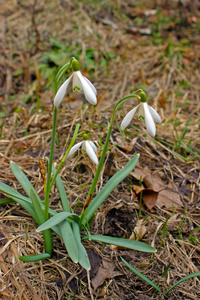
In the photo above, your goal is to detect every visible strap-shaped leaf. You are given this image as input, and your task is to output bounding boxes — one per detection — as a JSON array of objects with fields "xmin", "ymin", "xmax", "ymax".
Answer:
[
  {"xmin": 0, "ymin": 181, "xmax": 61, "ymax": 236},
  {"xmin": 72, "ymin": 222, "xmax": 91, "ymax": 270},
  {"xmin": 0, "ymin": 181, "xmax": 39, "ymax": 222},
  {"xmin": 30, "ymin": 188, "xmax": 46, "ymax": 225},
  {"xmin": 30, "ymin": 188, "xmax": 53, "ymax": 256},
  {"xmin": 121, "ymin": 257, "xmax": 162, "ymax": 293},
  {"xmin": 58, "ymin": 220, "xmax": 79, "ymax": 263},
  {"xmin": 0, "ymin": 180, "xmax": 32, "ymax": 203},
  {"xmin": 10, "ymin": 161, "xmax": 38, "ymax": 199},
  {"xmin": 83, "ymin": 235, "xmax": 156, "ymax": 253},
  {"xmin": 52, "ymin": 165, "xmax": 70, "ymax": 212},
  {"xmin": 19, "ymin": 253, "xmax": 51, "ymax": 262},
  {"xmin": 37, "ymin": 211, "xmax": 79, "ymax": 232},
  {"xmin": 0, "ymin": 198, "xmax": 15, "ymax": 205},
  {"xmin": 83, "ymin": 154, "xmax": 140, "ymax": 225}
]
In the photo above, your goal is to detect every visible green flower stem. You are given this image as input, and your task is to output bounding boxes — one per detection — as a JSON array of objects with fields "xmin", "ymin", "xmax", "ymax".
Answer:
[
  {"xmin": 44, "ymin": 106, "xmax": 58, "ymax": 220},
  {"xmin": 88, "ymin": 92, "xmax": 141, "ymax": 197},
  {"xmin": 79, "ymin": 91, "xmax": 141, "ymax": 225},
  {"xmin": 49, "ymin": 123, "xmax": 80, "ymax": 190}
]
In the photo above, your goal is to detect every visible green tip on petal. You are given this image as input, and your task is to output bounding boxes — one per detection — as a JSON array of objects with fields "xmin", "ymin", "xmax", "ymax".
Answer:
[
  {"xmin": 140, "ymin": 91, "xmax": 147, "ymax": 103},
  {"xmin": 72, "ymin": 59, "xmax": 80, "ymax": 71},
  {"xmin": 82, "ymin": 133, "xmax": 88, "ymax": 140}
]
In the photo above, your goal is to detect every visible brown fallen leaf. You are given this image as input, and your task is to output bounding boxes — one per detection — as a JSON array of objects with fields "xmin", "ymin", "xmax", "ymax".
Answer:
[
  {"xmin": 131, "ymin": 166, "xmax": 151, "ymax": 181},
  {"xmin": 132, "ymin": 168, "xmax": 183, "ymax": 211},
  {"xmin": 143, "ymin": 173, "xmax": 166, "ymax": 192},
  {"xmin": 142, "ymin": 189, "xmax": 159, "ymax": 211},
  {"xmin": 130, "ymin": 219, "xmax": 147, "ymax": 241},
  {"xmin": 156, "ymin": 185, "xmax": 182, "ymax": 210},
  {"xmin": 116, "ymin": 136, "xmax": 132, "ymax": 153},
  {"xmin": 132, "ymin": 185, "xmax": 158, "ymax": 211},
  {"xmin": 92, "ymin": 259, "xmax": 123, "ymax": 291}
]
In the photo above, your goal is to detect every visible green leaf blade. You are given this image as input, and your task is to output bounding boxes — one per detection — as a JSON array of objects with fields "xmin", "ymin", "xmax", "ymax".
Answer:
[
  {"xmin": 10, "ymin": 161, "xmax": 37, "ymax": 198},
  {"xmin": 83, "ymin": 235, "xmax": 156, "ymax": 253},
  {"xmin": 83, "ymin": 154, "xmax": 140, "ymax": 225},
  {"xmin": 164, "ymin": 271, "xmax": 200, "ymax": 295},
  {"xmin": 72, "ymin": 222, "xmax": 91, "ymax": 270},
  {"xmin": 52, "ymin": 165, "xmax": 71, "ymax": 212},
  {"xmin": 121, "ymin": 257, "xmax": 162, "ymax": 294},
  {"xmin": 58, "ymin": 220, "xmax": 79, "ymax": 263},
  {"xmin": 37, "ymin": 212, "xmax": 79, "ymax": 232},
  {"xmin": 30, "ymin": 188, "xmax": 53, "ymax": 256},
  {"xmin": 19, "ymin": 253, "xmax": 51, "ymax": 262}
]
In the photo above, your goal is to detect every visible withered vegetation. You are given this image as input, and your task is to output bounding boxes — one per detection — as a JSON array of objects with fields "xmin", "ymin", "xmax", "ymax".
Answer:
[{"xmin": 0, "ymin": 0, "xmax": 200, "ymax": 299}]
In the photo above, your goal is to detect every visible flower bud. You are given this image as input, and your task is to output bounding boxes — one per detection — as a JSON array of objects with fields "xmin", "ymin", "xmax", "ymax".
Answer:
[
  {"xmin": 82, "ymin": 133, "xmax": 88, "ymax": 140},
  {"xmin": 72, "ymin": 59, "xmax": 80, "ymax": 71},
  {"xmin": 140, "ymin": 91, "xmax": 147, "ymax": 103}
]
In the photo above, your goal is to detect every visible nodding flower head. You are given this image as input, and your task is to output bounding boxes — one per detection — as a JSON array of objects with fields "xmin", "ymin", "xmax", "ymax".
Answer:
[
  {"xmin": 120, "ymin": 92, "xmax": 161, "ymax": 137},
  {"xmin": 54, "ymin": 59, "xmax": 97, "ymax": 107},
  {"xmin": 67, "ymin": 135, "xmax": 98, "ymax": 165}
]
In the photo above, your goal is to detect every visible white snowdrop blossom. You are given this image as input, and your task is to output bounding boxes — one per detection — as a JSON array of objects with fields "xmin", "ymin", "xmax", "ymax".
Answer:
[
  {"xmin": 67, "ymin": 139, "xmax": 98, "ymax": 165},
  {"xmin": 120, "ymin": 93, "xmax": 161, "ymax": 137},
  {"xmin": 54, "ymin": 71, "xmax": 97, "ymax": 107}
]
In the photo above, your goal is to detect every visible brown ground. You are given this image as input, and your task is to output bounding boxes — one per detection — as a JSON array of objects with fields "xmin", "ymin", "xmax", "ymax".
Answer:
[{"xmin": 0, "ymin": 0, "xmax": 200, "ymax": 299}]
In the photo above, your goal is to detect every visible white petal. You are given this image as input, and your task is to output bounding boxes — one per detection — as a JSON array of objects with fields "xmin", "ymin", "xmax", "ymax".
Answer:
[
  {"xmin": 120, "ymin": 104, "xmax": 140, "ymax": 130},
  {"xmin": 83, "ymin": 76, "xmax": 97, "ymax": 95},
  {"xmin": 54, "ymin": 75, "xmax": 73, "ymax": 106},
  {"xmin": 67, "ymin": 142, "xmax": 82, "ymax": 158},
  {"xmin": 72, "ymin": 72, "xmax": 82, "ymax": 91},
  {"xmin": 147, "ymin": 105, "xmax": 161, "ymax": 123},
  {"xmin": 85, "ymin": 141, "xmax": 98, "ymax": 165},
  {"xmin": 88, "ymin": 140, "xmax": 97, "ymax": 153},
  {"xmin": 143, "ymin": 103, "xmax": 156, "ymax": 137},
  {"xmin": 76, "ymin": 71, "xmax": 97, "ymax": 105},
  {"xmin": 138, "ymin": 103, "xmax": 145, "ymax": 119}
]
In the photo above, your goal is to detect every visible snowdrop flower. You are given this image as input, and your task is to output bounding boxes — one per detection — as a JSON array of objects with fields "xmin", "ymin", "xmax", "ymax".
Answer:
[
  {"xmin": 121, "ymin": 92, "xmax": 161, "ymax": 137},
  {"xmin": 54, "ymin": 59, "xmax": 97, "ymax": 107},
  {"xmin": 67, "ymin": 134, "xmax": 98, "ymax": 165}
]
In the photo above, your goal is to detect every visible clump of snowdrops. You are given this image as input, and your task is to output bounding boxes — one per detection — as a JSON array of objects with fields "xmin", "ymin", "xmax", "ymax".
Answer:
[{"xmin": 0, "ymin": 57, "xmax": 162, "ymax": 270}]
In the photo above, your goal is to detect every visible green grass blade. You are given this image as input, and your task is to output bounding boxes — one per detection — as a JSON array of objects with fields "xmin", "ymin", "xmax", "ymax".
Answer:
[
  {"xmin": 30, "ymin": 188, "xmax": 53, "ymax": 256},
  {"xmin": 58, "ymin": 220, "xmax": 79, "ymax": 263},
  {"xmin": 83, "ymin": 154, "xmax": 140, "ymax": 225},
  {"xmin": 19, "ymin": 253, "xmax": 51, "ymax": 262},
  {"xmin": 10, "ymin": 161, "xmax": 38, "ymax": 198},
  {"xmin": 52, "ymin": 165, "xmax": 70, "ymax": 212},
  {"xmin": 121, "ymin": 257, "xmax": 162, "ymax": 294},
  {"xmin": 0, "ymin": 198, "xmax": 15, "ymax": 205},
  {"xmin": 164, "ymin": 271, "xmax": 200, "ymax": 295},
  {"xmin": 83, "ymin": 235, "xmax": 156, "ymax": 253},
  {"xmin": 37, "ymin": 211, "xmax": 79, "ymax": 232},
  {"xmin": 72, "ymin": 222, "xmax": 91, "ymax": 270}
]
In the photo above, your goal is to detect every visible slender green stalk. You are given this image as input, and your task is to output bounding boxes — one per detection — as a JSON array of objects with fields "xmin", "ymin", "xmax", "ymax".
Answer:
[
  {"xmin": 79, "ymin": 91, "xmax": 141, "ymax": 224},
  {"xmin": 44, "ymin": 106, "xmax": 58, "ymax": 220},
  {"xmin": 49, "ymin": 123, "xmax": 80, "ymax": 190},
  {"xmin": 88, "ymin": 92, "xmax": 141, "ymax": 197}
]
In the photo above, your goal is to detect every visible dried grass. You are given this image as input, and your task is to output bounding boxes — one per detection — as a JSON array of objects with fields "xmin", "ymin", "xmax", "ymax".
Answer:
[{"xmin": 0, "ymin": 0, "xmax": 200, "ymax": 299}]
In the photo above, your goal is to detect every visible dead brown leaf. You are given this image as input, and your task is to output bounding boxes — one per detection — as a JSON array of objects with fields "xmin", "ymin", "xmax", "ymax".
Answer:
[
  {"xmin": 156, "ymin": 184, "xmax": 183, "ymax": 210},
  {"xmin": 132, "ymin": 184, "xmax": 158, "ymax": 211},
  {"xmin": 92, "ymin": 259, "xmax": 123, "ymax": 291},
  {"xmin": 132, "ymin": 169, "xmax": 183, "ymax": 211},
  {"xmin": 130, "ymin": 219, "xmax": 147, "ymax": 241},
  {"xmin": 142, "ymin": 189, "xmax": 159, "ymax": 211}
]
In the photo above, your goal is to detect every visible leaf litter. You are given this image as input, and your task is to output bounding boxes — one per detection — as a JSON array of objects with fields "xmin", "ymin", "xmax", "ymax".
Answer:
[{"xmin": 0, "ymin": 0, "xmax": 200, "ymax": 299}]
